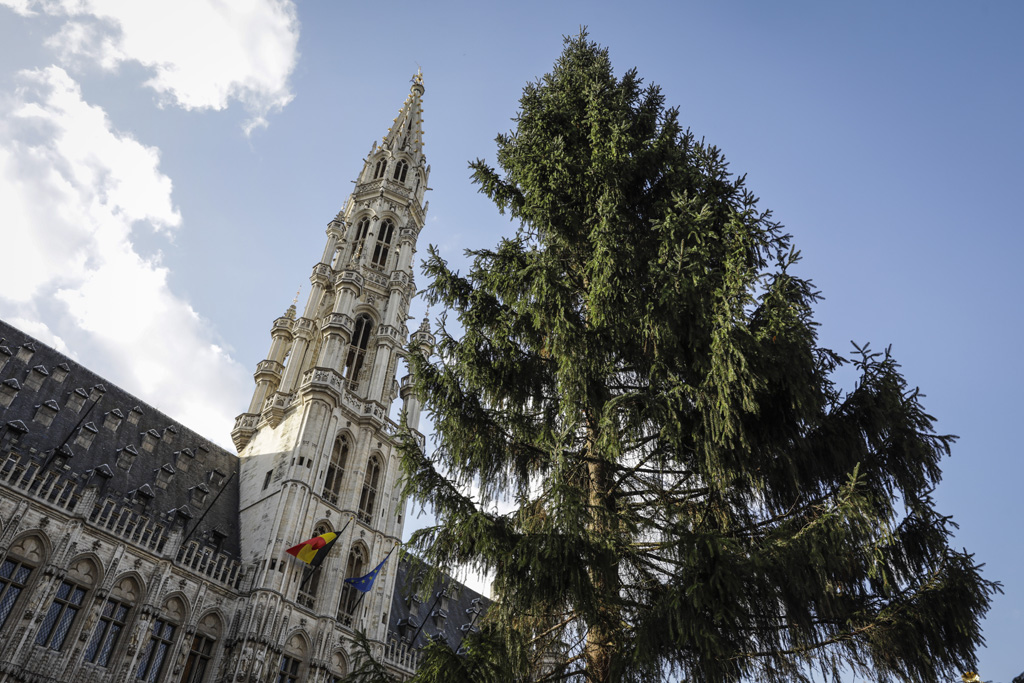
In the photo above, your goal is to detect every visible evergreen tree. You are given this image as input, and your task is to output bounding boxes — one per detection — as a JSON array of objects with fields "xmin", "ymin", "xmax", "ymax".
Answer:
[{"xmin": 397, "ymin": 32, "xmax": 999, "ymax": 683}]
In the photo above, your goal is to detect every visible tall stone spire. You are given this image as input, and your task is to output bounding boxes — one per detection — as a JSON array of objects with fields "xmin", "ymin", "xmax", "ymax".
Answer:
[
  {"xmin": 233, "ymin": 74, "xmax": 429, "ymax": 449},
  {"xmin": 231, "ymin": 76, "xmax": 430, "ymax": 657}
]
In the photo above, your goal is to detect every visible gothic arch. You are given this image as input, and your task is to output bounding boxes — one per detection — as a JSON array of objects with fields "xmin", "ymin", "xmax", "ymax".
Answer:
[
  {"xmin": 310, "ymin": 518, "xmax": 335, "ymax": 535},
  {"xmin": 276, "ymin": 630, "xmax": 311, "ymax": 683},
  {"xmin": 283, "ymin": 629, "xmax": 311, "ymax": 659},
  {"xmin": 349, "ymin": 210, "xmax": 375, "ymax": 233},
  {"xmin": 108, "ymin": 571, "xmax": 147, "ymax": 601},
  {"xmin": 330, "ymin": 648, "xmax": 350, "ymax": 677},
  {"xmin": 160, "ymin": 591, "xmax": 191, "ymax": 626},
  {"xmin": 193, "ymin": 609, "xmax": 225, "ymax": 638},
  {"xmin": 376, "ymin": 208, "xmax": 403, "ymax": 224},
  {"xmin": 5, "ymin": 531, "xmax": 50, "ymax": 565},
  {"xmin": 0, "ymin": 532, "xmax": 46, "ymax": 632},
  {"xmin": 349, "ymin": 305, "xmax": 379, "ymax": 324},
  {"xmin": 64, "ymin": 552, "xmax": 104, "ymax": 587},
  {"xmin": 392, "ymin": 158, "xmax": 409, "ymax": 183},
  {"xmin": 347, "ymin": 539, "xmax": 369, "ymax": 560}
]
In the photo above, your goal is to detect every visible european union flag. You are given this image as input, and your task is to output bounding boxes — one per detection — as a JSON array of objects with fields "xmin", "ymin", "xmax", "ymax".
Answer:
[{"xmin": 344, "ymin": 552, "xmax": 392, "ymax": 593}]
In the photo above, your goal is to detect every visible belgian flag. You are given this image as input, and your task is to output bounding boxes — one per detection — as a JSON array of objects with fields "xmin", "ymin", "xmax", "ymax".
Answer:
[{"xmin": 285, "ymin": 532, "xmax": 338, "ymax": 568}]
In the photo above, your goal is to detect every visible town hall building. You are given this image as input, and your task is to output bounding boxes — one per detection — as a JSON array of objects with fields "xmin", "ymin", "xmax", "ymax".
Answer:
[{"xmin": 0, "ymin": 74, "xmax": 485, "ymax": 683}]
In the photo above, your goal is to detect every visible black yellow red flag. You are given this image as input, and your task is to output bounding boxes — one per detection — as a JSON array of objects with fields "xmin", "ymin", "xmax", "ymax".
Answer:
[{"xmin": 285, "ymin": 532, "xmax": 338, "ymax": 568}]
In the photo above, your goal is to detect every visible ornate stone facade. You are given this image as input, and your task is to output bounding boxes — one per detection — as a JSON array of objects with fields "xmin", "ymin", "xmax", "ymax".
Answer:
[{"xmin": 0, "ymin": 75, "xmax": 486, "ymax": 683}]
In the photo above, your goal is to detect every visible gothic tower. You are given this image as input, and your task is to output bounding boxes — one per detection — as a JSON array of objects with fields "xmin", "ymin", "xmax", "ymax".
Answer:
[{"xmin": 229, "ymin": 73, "xmax": 434, "ymax": 677}]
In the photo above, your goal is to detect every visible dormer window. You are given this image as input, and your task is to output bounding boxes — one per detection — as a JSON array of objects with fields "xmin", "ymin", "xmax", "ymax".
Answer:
[
  {"xmin": 155, "ymin": 463, "xmax": 175, "ymax": 490},
  {"xmin": 15, "ymin": 343, "xmax": 35, "ymax": 364},
  {"xmin": 116, "ymin": 444, "xmax": 139, "ymax": 471},
  {"xmin": 392, "ymin": 160, "xmax": 408, "ymax": 183},
  {"xmin": 189, "ymin": 483, "xmax": 210, "ymax": 507},
  {"xmin": 52, "ymin": 444, "xmax": 73, "ymax": 469},
  {"xmin": 0, "ymin": 379, "xmax": 20, "ymax": 409},
  {"xmin": 174, "ymin": 448, "xmax": 195, "ymax": 473},
  {"xmin": 74, "ymin": 422, "xmax": 98, "ymax": 450},
  {"xmin": 67, "ymin": 388, "xmax": 88, "ymax": 412},
  {"xmin": 373, "ymin": 158, "xmax": 387, "ymax": 179},
  {"xmin": 103, "ymin": 409, "xmax": 124, "ymax": 432},
  {"xmin": 210, "ymin": 468, "xmax": 226, "ymax": 487},
  {"xmin": 34, "ymin": 400, "xmax": 59, "ymax": 427},
  {"xmin": 1, "ymin": 420, "xmax": 28, "ymax": 451},
  {"xmin": 24, "ymin": 365, "xmax": 48, "ymax": 391},
  {"xmin": 370, "ymin": 219, "xmax": 394, "ymax": 270},
  {"xmin": 128, "ymin": 406, "xmax": 143, "ymax": 425},
  {"xmin": 141, "ymin": 429, "xmax": 160, "ymax": 453},
  {"xmin": 432, "ymin": 608, "xmax": 448, "ymax": 630},
  {"xmin": 52, "ymin": 363, "xmax": 69, "ymax": 383},
  {"xmin": 407, "ymin": 593, "xmax": 423, "ymax": 617}
]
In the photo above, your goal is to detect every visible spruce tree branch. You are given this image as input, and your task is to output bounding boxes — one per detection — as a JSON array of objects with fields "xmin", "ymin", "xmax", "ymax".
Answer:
[{"xmin": 528, "ymin": 613, "xmax": 580, "ymax": 646}]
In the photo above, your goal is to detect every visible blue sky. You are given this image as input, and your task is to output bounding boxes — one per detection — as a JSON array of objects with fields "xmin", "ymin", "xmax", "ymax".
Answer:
[{"xmin": 1, "ymin": 2, "xmax": 1021, "ymax": 680}]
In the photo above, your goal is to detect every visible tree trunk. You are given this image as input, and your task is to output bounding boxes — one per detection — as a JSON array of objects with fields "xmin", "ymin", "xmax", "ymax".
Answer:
[{"xmin": 584, "ymin": 430, "xmax": 618, "ymax": 683}]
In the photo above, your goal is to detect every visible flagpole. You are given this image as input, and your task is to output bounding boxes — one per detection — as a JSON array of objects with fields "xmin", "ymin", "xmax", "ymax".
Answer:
[
  {"xmin": 408, "ymin": 578, "xmax": 445, "ymax": 647},
  {"xmin": 299, "ymin": 516, "xmax": 352, "ymax": 591}
]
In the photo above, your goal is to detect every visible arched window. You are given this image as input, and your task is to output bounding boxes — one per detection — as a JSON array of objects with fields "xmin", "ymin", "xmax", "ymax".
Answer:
[
  {"xmin": 343, "ymin": 315, "xmax": 373, "ymax": 388},
  {"xmin": 328, "ymin": 650, "xmax": 348, "ymax": 683},
  {"xmin": 357, "ymin": 456, "xmax": 381, "ymax": 524},
  {"xmin": 351, "ymin": 217, "xmax": 372, "ymax": 261},
  {"xmin": 278, "ymin": 633, "xmax": 308, "ymax": 683},
  {"xmin": 370, "ymin": 219, "xmax": 395, "ymax": 270},
  {"xmin": 136, "ymin": 596, "xmax": 185, "ymax": 683},
  {"xmin": 181, "ymin": 612, "xmax": 222, "ymax": 683},
  {"xmin": 321, "ymin": 436, "xmax": 348, "ymax": 506},
  {"xmin": 373, "ymin": 158, "xmax": 387, "ymax": 180},
  {"xmin": 36, "ymin": 556, "xmax": 98, "ymax": 651},
  {"xmin": 337, "ymin": 546, "xmax": 366, "ymax": 624},
  {"xmin": 84, "ymin": 575, "xmax": 140, "ymax": 667},
  {"xmin": 392, "ymin": 160, "xmax": 408, "ymax": 183},
  {"xmin": 298, "ymin": 523, "xmax": 332, "ymax": 609},
  {"xmin": 0, "ymin": 535, "xmax": 43, "ymax": 631}
]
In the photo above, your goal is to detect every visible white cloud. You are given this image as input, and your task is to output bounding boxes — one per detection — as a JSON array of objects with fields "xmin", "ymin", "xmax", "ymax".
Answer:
[
  {"xmin": 0, "ymin": 66, "xmax": 248, "ymax": 447},
  {"xmin": 4, "ymin": 0, "xmax": 299, "ymax": 129}
]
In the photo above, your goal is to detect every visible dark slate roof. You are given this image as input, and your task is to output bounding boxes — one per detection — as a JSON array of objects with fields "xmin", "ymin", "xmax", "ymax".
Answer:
[
  {"xmin": 0, "ymin": 318, "xmax": 240, "ymax": 559},
  {"xmin": 388, "ymin": 555, "xmax": 490, "ymax": 652}
]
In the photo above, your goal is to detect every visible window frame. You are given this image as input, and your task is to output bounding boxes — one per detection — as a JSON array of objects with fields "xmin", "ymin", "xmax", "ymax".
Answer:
[
  {"xmin": 357, "ymin": 456, "xmax": 381, "ymax": 524},
  {"xmin": 370, "ymin": 219, "xmax": 395, "ymax": 270},
  {"xmin": 0, "ymin": 557, "xmax": 34, "ymax": 631},
  {"xmin": 321, "ymin": 437, "xmax": 348, "ymax": 505},
  {"xmin": 35, "ymin": 579, "xmax": 87, "ymax": 651},
  {"xmin": 343, "ymin": 315, "xmax": 373, "ymax": 388},
  {"xmin": 83, "ymin": 596, "xmax": 131, "ymax": 667},
  {"xmin": 180, "ymin": 631, "xmax": 216, "ymax": 683},
  {"xmin": 135, "ymin": 616, "xmax": 177, "ymax": 682},
  {"xmin": 337, "ymin": 546, "xmax": 366, "ymax": 623}
]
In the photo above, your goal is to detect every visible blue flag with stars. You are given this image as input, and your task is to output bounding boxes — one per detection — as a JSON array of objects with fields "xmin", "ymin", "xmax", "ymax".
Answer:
[{"xmin": 344, "ymin": 551, "xmax": 392, "ymax": 593}]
